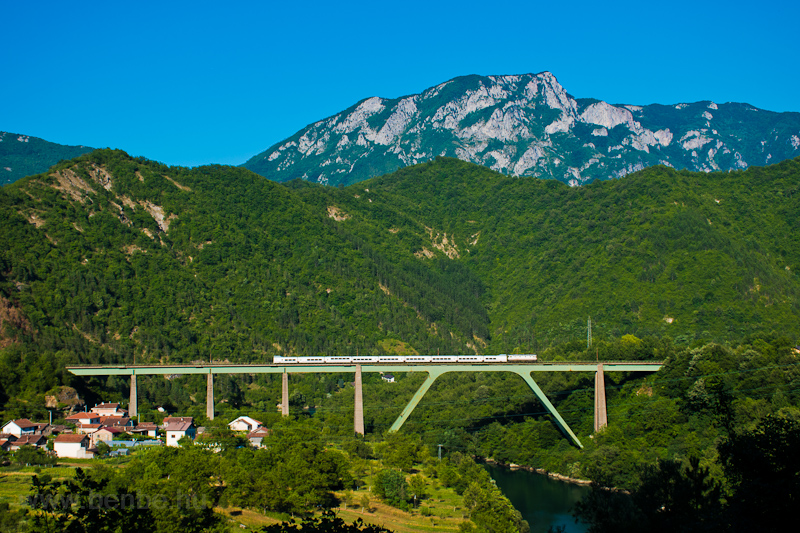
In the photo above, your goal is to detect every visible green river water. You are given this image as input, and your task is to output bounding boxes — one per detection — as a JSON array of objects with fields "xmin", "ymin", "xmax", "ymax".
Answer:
[{"xmin": 484, "ymin": 463, "xmax": 590, "ymax": 533}]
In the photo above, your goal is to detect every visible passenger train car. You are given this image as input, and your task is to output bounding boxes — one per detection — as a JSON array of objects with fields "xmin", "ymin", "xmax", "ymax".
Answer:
[{"xmin": 272, "ymin": 354, "xmax": 537, "ymax": 364}]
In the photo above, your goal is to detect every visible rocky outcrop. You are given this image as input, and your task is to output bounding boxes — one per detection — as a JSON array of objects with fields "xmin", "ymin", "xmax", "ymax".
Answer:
[
  {"xmin": 44, "ymin": 386, "xmax": 84, "ymax": 413},
  {"xmin": 245, "ymin": 72, "xmax": 800, "ymax": 187}
]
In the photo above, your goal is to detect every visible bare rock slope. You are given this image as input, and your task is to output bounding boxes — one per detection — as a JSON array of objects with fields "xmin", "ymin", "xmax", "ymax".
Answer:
[{"xmin": 244, "ymin": 72, "xmax": 800, "ymax": 186}]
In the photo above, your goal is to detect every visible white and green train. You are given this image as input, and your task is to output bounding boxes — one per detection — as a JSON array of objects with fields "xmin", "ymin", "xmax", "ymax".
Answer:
[{"xmin": 272, "ymin": 354, "xmax": 537, "ymax": 364}]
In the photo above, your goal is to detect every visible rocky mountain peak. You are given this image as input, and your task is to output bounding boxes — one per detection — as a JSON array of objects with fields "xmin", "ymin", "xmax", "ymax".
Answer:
[{"xmin": 244, "ymin": 72, "xmax": 800, "ymax": 187}]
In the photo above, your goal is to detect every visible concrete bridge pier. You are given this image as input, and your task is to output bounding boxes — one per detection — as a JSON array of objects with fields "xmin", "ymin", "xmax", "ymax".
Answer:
[
  {"xmin": 206, "ymin": 373, "xmax": 214, "ymax": 420},
  {"xmin": 594, "ymin": 363, "xmax": 607, "ymax": 432},
  {"xmin": 282, "ymin": 372, "xmax": 290, "ymax": 416},
  {"xmin": 129, "ymin": 374, "xmax": 137, "ymax": 418},
  {"xmin": 354, "ymin": 365, "xmax": 365, "ymax": 435}
]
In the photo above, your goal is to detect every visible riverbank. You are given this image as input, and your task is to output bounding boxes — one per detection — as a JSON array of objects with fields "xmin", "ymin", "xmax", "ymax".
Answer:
[
  {"xmin": 482, "ymin": 458, "xmax": 592, "ymax": 486},
  {"xmin": 482, "ymin": 461, "xmax": 591, "ymax": 533}
]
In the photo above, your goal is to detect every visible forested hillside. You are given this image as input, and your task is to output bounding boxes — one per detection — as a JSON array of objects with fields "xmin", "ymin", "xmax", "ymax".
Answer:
[
  {"xmin": 0, "ymin": 150, "xmax": 480, "ymax": 417},
  {"xmin": 0, "ymin": 131, "xmax": 93, "ymax": 186},
  {"xmin": 1, "ymin": 151, "xmax": 800, "ymax": 446},
  {"xmin": 287, "ymin": 155, "xmax": 800, "ymax": 350}
]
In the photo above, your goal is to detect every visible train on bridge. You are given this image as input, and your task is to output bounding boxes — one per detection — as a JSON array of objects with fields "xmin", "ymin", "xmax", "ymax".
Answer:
[{"xmin": 272, "ymin": 354, "xmax": 538, "ymax": 364}]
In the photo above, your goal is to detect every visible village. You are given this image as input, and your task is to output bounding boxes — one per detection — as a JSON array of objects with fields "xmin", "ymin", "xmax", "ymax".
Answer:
[{"xmin": 0, "ymin": 403, "xmax": 270, "ymax": 460}]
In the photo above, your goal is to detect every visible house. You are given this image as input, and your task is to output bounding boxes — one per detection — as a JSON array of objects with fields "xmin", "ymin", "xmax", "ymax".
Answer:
[
  {"xmin": 228, "ymin": 416, "xmax": 263, "ymax": 432},
  {"xmin": 0, "ymin": 438, "xmax": 13, "ymax": 452},
  {"xmin": 92, "ymin": 426, "xmax": 125, "ymax": 446},
  {"xmin": 1, "ymin": 419, "xmax": 38, "ymax": 437},
  {"xmin": 53, "ymin": 434, "xmax": 94, "ymax": 459},
  {"xmin": 381, "ymin": 373, "xmax": 395, "ymax": 383},
  {"xmin": 90, "ymin": 403, "xmax": 128, "ymax": 417},
  {"xmin": 45, "ymin": 425, "xmax": 69, "ymax": 436},
  {"xmin": 65, "ymin": 412, "xmax": 101, "ymax": 426},
  {"xmin": 162, "ymin": 417, "xmax": 193, "ymax": 428},
  {"xmin": 98, "ymin": 416, "xmax": 133, "ymax": 428},
  {"xmin": 31, "ymin": 422, "xmax": 50, "ymax": 434},
  {"xmin": 164, "ymin": 421, "xmax": 195, "ymax": 447},
  {"xmin": 9, "ymin": 435, "xmax": 47, "ymax": 450},
  {"xmin": 130, "ymin": 422, "xmax": 158, "ymax": 437},
  {"xmin": 77, "ymin": 424, "xmax": 102, "ymax": 435},
  {"xmin": 247, "ymin": 427, "xmax": 270, "ymax": 448}
]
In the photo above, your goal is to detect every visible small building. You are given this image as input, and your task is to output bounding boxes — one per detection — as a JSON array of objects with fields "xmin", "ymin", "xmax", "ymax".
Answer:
[
  {"xmin": 54, "ymin": 434, "xmax": 94, "ymax": 459},
  {"xmin": 228, "ymin": 416, "xmax": 263, "ymax": 432},
  {"xmin": 90, "ymin": 403, "xmax": 128, "ymax": 417},
  {"xmin": 247, "ymin": 427, "xmax": 270, "ymax": 448},
  {"xmin": 31, "ymin": 422, "xmax": 50, "ymax": 434},
  {"xmin": 130, "ymin": 422, "xmax": 158, "ymax": 438},
  {"xmin": 381, "ymin": 373, "xmax": 395, "ymax": 383},
  {"xmin": 65, "ymin": 412, "xmax": 102, "ymax": 426},
  {"xmin": 9, "ymin": 435, "xmax": 47, "ymax": 450},
  {"xmin": 45, "ymin": 425, "xmax": 69, "ymax": 436},
  {"xmin": 98, "ymin": 416, "xmax": 133, "ymax": 428},
  {"xmin": 164, "ymin": 421, "xmax": 195, "ymax": 447},
  {"xmin": 77, "ymin": 424, "xmax": 102, "ymax": 435},
  {"xmin": 92, "ymin": 426, "xmax": 125, "ymax": 446},
  {"xmin": 1, "ymin": 419, "xmax": 39, "ymax": 437},
  {"xmin": 162, "ymin": 416, "xmax": 193, "ymax": 428}
]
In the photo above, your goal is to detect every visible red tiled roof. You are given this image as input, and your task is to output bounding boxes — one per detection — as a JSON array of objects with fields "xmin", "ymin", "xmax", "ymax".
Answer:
[
  {"xmin": 55, "ymin": 434, "xmax": 89, "ymax": 443},
  {"xmin": 163, "ymin": 417, "xmax": 193, "ymax": 425},
  {"xmin": 99, "ymin": 417, "xmax": 131, "ymax": 426},
  {"xmin": 247, "ymin": 428, "xmax": 270, "ymax": 439},
  {"xmin": 165, "ymin": 422, "xmax": 193, "ymax": 432},
  {"xmin": 97, "ymin": 426, "xmax": 125, "ymax": 434},
  {"xmin": 14, "ymin": 435, "xmax": 45, "ymax": 446},
  {"xmin": 6, "ymin": 419, "xmax": 36, "ymax": 428},
  {"xmin": 94, "ymin": 403, "xmax": 120, "ymax": 409},
  {"xmin": 66, "ymin": 412, "xmax": 100, "ymax": 420}
]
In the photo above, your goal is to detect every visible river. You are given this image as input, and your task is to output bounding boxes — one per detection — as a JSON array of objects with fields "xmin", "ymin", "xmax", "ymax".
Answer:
[{"xmin": 484, "ymin": 463, "xmax": 590, "ymax": 533}]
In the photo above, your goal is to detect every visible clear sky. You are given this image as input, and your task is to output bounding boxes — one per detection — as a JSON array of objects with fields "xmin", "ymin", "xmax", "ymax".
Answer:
[{"xmin": 3, "ymin": 0, "xmax": 798, "ymax": 167}]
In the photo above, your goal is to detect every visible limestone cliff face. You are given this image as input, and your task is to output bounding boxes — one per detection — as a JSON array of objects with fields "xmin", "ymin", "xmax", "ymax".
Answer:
[{"xmin": 244, "ymin": 72, "xmax": 800, "ymax": 187}]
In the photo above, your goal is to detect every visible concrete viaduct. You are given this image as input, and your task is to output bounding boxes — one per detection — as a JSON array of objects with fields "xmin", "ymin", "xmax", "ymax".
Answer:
[{"xmin": 67, "ymin": 361, "xmax": 662, "ymax": 448}]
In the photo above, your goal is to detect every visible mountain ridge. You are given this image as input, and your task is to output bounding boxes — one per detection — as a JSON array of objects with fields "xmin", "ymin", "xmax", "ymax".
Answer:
[
  {"xmin": 243, "ymin": 71, "xmax": 800, "ymax": 187},
  {"xmin": 0, "ymin": 131, "xmax": 94, "ymax": 186}
]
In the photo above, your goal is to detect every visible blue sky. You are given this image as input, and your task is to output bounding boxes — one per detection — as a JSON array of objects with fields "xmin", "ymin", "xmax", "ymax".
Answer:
[{"xmin": 3, "ymin": 0, "xmax": 798, "ymax": 167}]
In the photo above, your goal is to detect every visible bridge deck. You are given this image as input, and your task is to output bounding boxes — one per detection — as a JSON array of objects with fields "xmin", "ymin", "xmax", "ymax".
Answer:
[{"xmin": 66, "ymin": 361, "xmax": 663, "ymax": 376}]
